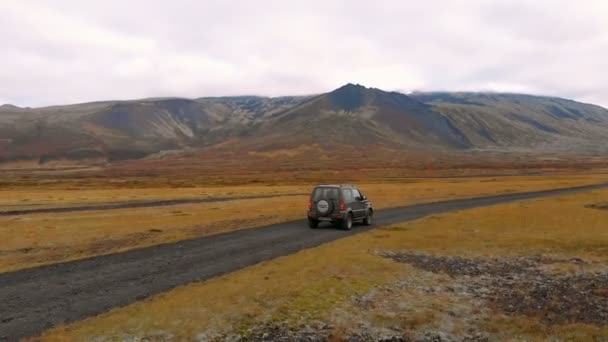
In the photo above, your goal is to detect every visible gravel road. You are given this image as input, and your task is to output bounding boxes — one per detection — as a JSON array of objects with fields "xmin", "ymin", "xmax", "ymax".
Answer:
[{"xmin": 1, "ymin": 183, "xmax": 606, "ymax": 341}]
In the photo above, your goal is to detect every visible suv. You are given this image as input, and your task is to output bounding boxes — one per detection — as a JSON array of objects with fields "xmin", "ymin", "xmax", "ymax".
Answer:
[{"xmin": 307, "ymin": 184, "xmax": 373, "ymax": 230}]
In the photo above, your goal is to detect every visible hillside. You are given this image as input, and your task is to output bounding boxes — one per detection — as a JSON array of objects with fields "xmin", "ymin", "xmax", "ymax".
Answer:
[
  {"xmin": 1, "ymin": 84, "xmax": 608, "ymax": 165},
  {"xmin": 245, "ymin": 84, "xmax": 470, "ymax": 150},
  {"xmin": 0, "ymin": 96, "xmax": 307, "ymax": 162},
  {"xmin": 412, "ymin": 92, "xmax": 608, "ymax": 154}
]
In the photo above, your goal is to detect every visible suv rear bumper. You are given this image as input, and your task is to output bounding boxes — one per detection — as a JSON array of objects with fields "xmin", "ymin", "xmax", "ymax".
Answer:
[{"xmin": 307, "ymin": 211, "xmax": 345, "ymax": 222}]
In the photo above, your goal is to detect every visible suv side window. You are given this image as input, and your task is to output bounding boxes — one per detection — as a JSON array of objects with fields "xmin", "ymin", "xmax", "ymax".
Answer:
[
  {"xmin": 352, "ymin": 188, "xmax": 362, "ymax": 200},
  {"xmin": 342, "ymin": 188, "xmax": 354, "ymax": 203}
]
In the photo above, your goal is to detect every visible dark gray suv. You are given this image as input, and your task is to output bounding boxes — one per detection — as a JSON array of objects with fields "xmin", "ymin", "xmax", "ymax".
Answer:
[{"xmin": 307, "ymin": 184, "xmax": 373, "ymax": 230}]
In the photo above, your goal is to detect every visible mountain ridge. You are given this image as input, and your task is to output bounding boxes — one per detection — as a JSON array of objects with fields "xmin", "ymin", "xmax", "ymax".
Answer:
[
  {"xmin": 5, "ymin": 86, "xmax": 607, "ymax": 112},
  {"xmin": 2, "ymin": 89, "xmax": 607, "ymax": 113}
]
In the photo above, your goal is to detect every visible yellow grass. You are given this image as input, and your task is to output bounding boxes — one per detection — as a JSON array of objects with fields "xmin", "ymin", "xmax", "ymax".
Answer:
[
  {"xmin": 40, "ymin": 188, "xmax": 608, "ymax": 341},
  {"xmin": 0, "ymin": 185, "xmax": 306, "ymax": 211},
  {"xmin": 0, "ymin": 196, "xmax": 305, "ymax": 273},
  {"xmin": 1, "ymin": 174, "xmax": 603, "ymax": 210},
  {"xmin": 1, "ymin": 175, "xmax": 606, "ymax": 273}
]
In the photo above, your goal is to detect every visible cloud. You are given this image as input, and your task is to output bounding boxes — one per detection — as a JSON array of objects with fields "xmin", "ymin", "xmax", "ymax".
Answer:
[{"xmin": 1, "ymin": 0, "xmax": 607, "ymax": 107}]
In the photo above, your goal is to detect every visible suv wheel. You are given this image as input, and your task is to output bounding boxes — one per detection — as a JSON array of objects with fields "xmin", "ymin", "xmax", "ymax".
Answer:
[
  {"xmin": 308, "ymin": 218, "xmax": 319, "ymax": 229},
  {"xmin": 363, "ymin": 210, "xmax": 373, "ymax": 226},
  {"xmin": 341, "ymin": 213, "xmax": 353, "ymax": 230}
]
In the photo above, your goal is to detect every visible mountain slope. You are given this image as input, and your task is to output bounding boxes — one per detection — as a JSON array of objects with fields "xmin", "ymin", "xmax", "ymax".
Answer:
[
  {"xmin": 247, "ymin": 84, "xmax": 470, "ymax": 150},
  {"xmin": 1, "ymin": 85, "xmax": 608, "ymax": 165},
  {"xmin": 412, "ymin": 92, "xmax": 608, "ymax": 154},
  {"xmin": 0, "ymin": 96, "xmax": 308, "ymax": 162}
]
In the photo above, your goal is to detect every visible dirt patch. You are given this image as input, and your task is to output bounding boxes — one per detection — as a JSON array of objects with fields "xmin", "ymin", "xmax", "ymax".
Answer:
[
  {"xmin": 224, "ymin": 322, "xmax": 332, "ymax": 342},
  {"xmin": 379, "ymin": 252, "xmax": 608, "ymax": 326},
  {"xmin": 586, "ymin": 202, "xmax": 608, "ymax": 211},
  {"xmin": 215, "ymin": 321, "xmax": 486, "ymax": 342}
]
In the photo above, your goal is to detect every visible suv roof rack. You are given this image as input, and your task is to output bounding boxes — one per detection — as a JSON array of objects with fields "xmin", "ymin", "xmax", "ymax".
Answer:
[{"xmin": 315, "ymin": 184, "xmax": 356, "ymax": 188}]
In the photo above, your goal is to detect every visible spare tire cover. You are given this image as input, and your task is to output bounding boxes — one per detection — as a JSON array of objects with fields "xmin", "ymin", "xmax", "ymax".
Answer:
[{"xmin": 316, "ymin": 200, "xmax": 332, "ymax": 215}]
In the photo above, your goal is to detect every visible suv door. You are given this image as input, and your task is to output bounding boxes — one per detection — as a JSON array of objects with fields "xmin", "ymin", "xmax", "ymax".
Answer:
[
  {"xmin": 351, "ymin": 188, "xmax": 365, "ymax": 219},
  {"xmin": 341, "ymin": 188, "xmax": 354, "ymax": 213}
]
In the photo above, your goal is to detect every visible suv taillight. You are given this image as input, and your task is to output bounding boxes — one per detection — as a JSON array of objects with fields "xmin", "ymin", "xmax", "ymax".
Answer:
[
  {"xmin": 339, "ymin": 199, "xmax": 346, "ymax": 211},
  {"xmin": 308, "ymin": 198, "xmax": 312, "ymax": 210}
]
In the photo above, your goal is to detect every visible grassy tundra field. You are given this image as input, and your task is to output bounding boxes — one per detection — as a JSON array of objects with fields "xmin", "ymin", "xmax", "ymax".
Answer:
[
  {"xmin": 1, "ymin": 173, "xmax": 606, "ymax": 273},
  {"xmin": 39, "ymin": 186, "xmax": 608, "ymax": 341},
  {"xmin": 1, "ymin": 169, "xmax": 607, "ymax": 342}
]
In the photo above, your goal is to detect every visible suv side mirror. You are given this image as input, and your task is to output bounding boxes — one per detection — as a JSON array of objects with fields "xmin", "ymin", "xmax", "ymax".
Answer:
[{"xmin": 361, "ymin": 195, "xmax": 367, "ymax": 201}]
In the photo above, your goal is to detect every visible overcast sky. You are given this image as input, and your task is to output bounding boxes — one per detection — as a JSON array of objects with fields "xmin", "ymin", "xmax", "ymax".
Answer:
[{"xmin": 1, "ymin": 0, "xmax": 607, "ymax": 107}]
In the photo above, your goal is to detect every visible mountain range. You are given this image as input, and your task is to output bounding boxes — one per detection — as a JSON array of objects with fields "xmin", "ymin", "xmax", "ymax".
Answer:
[{"xmin": 1, "ymin": 83, "xmax": 608, "ymax": 165}]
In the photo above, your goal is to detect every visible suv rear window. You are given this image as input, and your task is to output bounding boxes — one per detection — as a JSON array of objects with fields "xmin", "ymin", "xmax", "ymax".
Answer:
[{"xmin": 312, "ymin": 187, "xmax": 339, "ymax": 201}]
